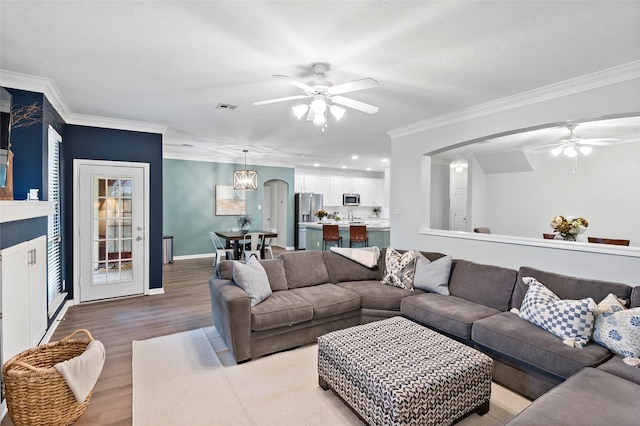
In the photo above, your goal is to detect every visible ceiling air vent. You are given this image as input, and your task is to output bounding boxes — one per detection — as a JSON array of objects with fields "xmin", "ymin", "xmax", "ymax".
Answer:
[{"xmin": 216, "ymin": 103, "xmax": 238, "ymax": 111}]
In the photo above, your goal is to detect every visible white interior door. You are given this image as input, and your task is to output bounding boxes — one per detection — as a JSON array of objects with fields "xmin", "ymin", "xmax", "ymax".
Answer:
[{"xmin": 75, "ymin": 160, "xmax": 149, "ymax": 302}]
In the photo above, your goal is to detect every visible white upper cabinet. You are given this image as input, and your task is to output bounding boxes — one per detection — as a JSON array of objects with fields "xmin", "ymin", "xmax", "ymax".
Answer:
[
  {"xmin": 297, "ymin": 173, "xmax": 384, "ymax": 207},
  {"xmin": 295, "ymin": 175, "xmax": 330, "ymax": 196}
]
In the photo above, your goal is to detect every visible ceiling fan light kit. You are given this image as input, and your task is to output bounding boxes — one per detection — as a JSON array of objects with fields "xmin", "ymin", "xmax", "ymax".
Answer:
[{"xmin": 254, "ymin": 63, "xmax": 380, "ymax": 130}]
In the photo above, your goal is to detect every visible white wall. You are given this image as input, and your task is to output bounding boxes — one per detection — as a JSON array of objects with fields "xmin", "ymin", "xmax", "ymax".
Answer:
[
  {"xmin": 482, "ymin": 143, "xmax": 640, "ymax": 242},
  {"xmin": 388, "ymin": 75, "xmax": 640, "ymax": 286}
]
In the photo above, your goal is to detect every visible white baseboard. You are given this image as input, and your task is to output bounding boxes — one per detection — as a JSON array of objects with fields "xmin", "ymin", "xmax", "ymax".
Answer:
[
  {"xmin": 173, "ymin": 253, "xmax": 215, "ymax": 261},
  {"xmin": 42, "ymin": 300, "xmax": 74, "ymax": 344},
  {"xmin": 148, "ymin": 288, "xmax": 165, "ymax": 296}
]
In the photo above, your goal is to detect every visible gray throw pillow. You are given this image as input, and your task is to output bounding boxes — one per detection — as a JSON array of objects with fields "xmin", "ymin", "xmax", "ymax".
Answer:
[
  {"xmin": 413, "ymin": 253, "xmax": 452, "ymax": 295},
  {"xmin": 232, "ymin": 256, "xmax": 272, "ymax": 307}
]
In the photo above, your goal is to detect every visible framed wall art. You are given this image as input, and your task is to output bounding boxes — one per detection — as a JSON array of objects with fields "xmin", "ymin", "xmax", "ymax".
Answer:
[{"xmin": 215, "ymin": 185, "xmax": 246, "ymax": 216}]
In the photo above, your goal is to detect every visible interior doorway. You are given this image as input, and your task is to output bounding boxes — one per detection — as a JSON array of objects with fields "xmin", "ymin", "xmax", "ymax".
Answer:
[{"xmin": 264, "ymin": 179, "xmax": 289, "ymax": 247}]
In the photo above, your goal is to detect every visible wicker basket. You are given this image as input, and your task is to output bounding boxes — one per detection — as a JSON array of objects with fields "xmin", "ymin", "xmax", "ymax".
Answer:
[{"xmin": 2, "ymin": 329, "xmax": 95, "ymax": 426}]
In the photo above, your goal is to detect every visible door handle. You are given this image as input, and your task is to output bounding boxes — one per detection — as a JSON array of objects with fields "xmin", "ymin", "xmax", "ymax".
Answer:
[{"xmin": 136, "ymin": 236, "xmax": 143, "ymax": 241}]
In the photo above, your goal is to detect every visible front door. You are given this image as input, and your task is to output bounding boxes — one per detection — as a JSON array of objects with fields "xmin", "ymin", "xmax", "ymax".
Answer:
[{"xmin": 75, "ymin": 160, "xmax": 149, "ymax": 302}]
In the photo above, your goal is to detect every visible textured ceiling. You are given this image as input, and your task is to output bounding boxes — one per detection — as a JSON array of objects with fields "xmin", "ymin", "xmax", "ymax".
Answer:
[{"xmin": 1, "ymin": 1, "xmax": 639, "ymax": 171}]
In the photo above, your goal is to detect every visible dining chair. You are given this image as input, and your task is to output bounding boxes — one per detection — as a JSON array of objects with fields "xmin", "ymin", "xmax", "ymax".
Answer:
[
  {"xmin": 542, "ymin": 233, "xmax": 556, "ymax": 240},
  {"xmin": 209, "ymin": 231, "xmax": 235, "ymax": 266},
  {"xmin": 587, "ymin": 237, "xmax": 630, "ymax": 246},
  {"xmin": 263, "ymin": 228, "xmax": 276, "ymax": 259},
  {"xmin": 349, "ymin": 225, "xmax": 368, "ymax": 248},
  {"xmin": 241, "ymin": 232, "xmax": 264, "ymax": 260},
  {"xmin": 473, "ymin": 227, "xmax": 491, "ymax": 234},
  {"xmin": 322, "ymin": 224, "xmax": 342, "ymax": 250}
]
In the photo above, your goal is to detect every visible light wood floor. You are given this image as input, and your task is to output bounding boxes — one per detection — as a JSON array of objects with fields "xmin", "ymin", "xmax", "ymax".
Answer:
[{"xmin": 2, "ymin": 256, "xmax": 225, "ymax": 426}]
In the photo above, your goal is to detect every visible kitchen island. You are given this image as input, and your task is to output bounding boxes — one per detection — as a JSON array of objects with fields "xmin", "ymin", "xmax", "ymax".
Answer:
[{"xmin": 300, "ymin": 220, "xmax": 390, "ymax": 250}]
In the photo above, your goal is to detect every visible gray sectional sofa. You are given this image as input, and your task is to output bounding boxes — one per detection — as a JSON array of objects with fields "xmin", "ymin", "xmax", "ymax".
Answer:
[{"xmin": 208, "ymin": 247, "xmax": 640, "ymax": 420}]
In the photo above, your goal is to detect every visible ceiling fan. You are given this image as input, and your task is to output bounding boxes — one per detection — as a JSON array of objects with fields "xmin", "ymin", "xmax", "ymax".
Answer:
[
  {"xmin": 253, "ymin": 63, "xmax": 379, "ymax": 129},
  {"xmin": 535, "ymin": 124, "xmax": 619, "ymax": 158}
]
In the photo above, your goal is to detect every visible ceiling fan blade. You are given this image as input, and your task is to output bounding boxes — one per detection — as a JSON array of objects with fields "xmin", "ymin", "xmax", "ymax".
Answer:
[
  {"xmin": 328, "ymin": 78, "xmax": 379, "ymax": 95},
  {"xmin": 306, "ymin": 107, "xmax": 314, "ymax": 121},
  {"xmin": 331, "ymin": 95, "xmax": 379, "ymax": 114},
  {"xmin": 253, "ymin": 95, "xmax": 311, "ymax": 106},
  {"xmin": 273, "ymin": 75, "xmax": 315, "ymax": 93},
  {"xmin": 578, "ymin": 140, "xmax": 614, "ymax": 146}
]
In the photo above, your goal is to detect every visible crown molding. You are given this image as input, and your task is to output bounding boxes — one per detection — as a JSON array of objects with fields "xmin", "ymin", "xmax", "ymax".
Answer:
[
  {"xmin": 387, "ymin": 60, "xmax": 640, "ymax": 139},
  {"xmin": 0, "ymin": 70, "xmax": 166, "ymax": 135},
  {"xmin": 66, "ymin": 113, "xmax": 167, "ymax": 134},
  {"xmin": 0, "ymin": 70, "xmax": 72, "ymax": 121}
]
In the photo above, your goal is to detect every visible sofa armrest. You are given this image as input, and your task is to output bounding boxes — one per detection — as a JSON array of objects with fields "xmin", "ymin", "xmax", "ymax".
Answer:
[{"xmin": 208, "ymin": 277, "xmax": 252, "ymax": 362}]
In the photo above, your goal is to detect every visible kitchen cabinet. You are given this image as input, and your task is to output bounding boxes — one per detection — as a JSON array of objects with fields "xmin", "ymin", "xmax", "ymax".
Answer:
[
  {"xmin": 1, "ymin": 235, "xmax": 47, "ymax": 363},
  {"xmin": 295, "ymin": 174, "xmax": 330, "ymax": 196}
]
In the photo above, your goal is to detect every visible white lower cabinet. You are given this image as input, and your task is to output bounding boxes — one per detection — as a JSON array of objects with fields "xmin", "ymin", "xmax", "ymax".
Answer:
[{"xmin": 1, "ymin": 235, "xmax": 47, "ymax": 364}]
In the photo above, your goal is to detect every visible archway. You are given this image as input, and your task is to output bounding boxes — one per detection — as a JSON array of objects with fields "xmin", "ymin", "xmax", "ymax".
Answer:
[{"xmin": 263, "ymin": 179, "xmax": 289, "ymax": 248}]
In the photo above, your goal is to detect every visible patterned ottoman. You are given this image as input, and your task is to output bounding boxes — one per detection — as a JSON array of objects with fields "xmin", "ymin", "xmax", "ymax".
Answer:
[{"xmin": 318, "ymin": 316, "xmax": 493, "ymax": 426}]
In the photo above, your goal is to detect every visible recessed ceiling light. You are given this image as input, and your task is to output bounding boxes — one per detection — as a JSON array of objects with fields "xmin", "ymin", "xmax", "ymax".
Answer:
[
  {"xmin": 382, "ymin": 158, "xmax": 389, "ymax": 163},
  {"xmin": 341, "ymin": 165, "xmax": 347, "ymax": 169},
  {"xmin": 313, "ymin": 163, "xmax": 320, "ymax": 167},
  {"xmin": 366, "ymin": 167, "xmax": 371, "ymax": 171},
  {"xmin": 351, "ymin": 155, "xmax": 359, "ymax": 160}
]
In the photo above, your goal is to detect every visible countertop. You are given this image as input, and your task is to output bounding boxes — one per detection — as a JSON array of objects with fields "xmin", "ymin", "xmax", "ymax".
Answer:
[{"xmin": 300, "ymin": 220, "xmax": 390, "ymax": 231}]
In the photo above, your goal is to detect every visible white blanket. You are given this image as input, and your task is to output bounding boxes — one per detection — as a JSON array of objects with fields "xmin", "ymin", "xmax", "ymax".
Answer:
[
  {"xmin": 54, "ymin": 339, "xmax": 106, "ymax": 403},
  {"xmin": 330, "ymin": 246, "xmax": 381, "ymax": 268}
]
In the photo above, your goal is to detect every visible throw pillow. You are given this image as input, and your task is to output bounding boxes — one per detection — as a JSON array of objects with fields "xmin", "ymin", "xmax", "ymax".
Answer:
[
  {"xmin": 518, "ymin": 277, "xmax": 596, "ymax": 348},
  {"xmin": 380, "ymin": 248, "xmax": 416, "ymax": 291},
  {"xmin": 593, "ymin": 294, "xmax": 640, "ymax": 359},
  {"xmin": 413, "ymin": 252, "xmax": 452, "ymax": 295},
  {"xmin": 232, "ymin": 256, "xmax": 272, "ymax": 307}
]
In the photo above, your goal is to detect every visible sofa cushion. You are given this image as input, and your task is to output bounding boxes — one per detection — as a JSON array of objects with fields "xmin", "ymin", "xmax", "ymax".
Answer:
[
  {"xmin": 291, "ymin": 284, "xmax": 361, "ymax": 319},
  {"xmin": 413, "ymin": 253, "xmax": 452, "ymax": 296},
  {"xmin": 380, "ymin": 248, "xmax": 417, "ymax": 291},
  {"xmin": 506, "ymin": 368, "xmax": 640, "ymax": 426},
  {"xmin": 323, "ymin": 251, "xmax": 381, "ymax": 283},
  {"xmin": 250, "ymin": 290, "xmax": 313, "ymax": 331},
  {"xmin": 511, "ymin": 266, "xmax": 633, "ymax": 310},
  {"xmin": 593, "ymin": 299, "xmax": 640, "ymax": 358},
  {"xmin": 337, "ymin": 280, "xmax": 424, "ymax": 311},
  {"xmin": 448, "ymin": 259, "xmax": 517, "ymax": 312},
  {"xmin": 218, "ymin": 259, "xmax": 288, "ymax": 291},
  {"xmin": 597, "ymin": 356, "xmax": 640, "ymax": 385},
  {"xmin": 631, "ymin": 286, "xmax": 640, "ymax": 308},
  {"xmin": 518, "ymin": 277, "xmax": 596, "ymax": 348},
  {"xmin": 401, "ymin": 293, "xmax": 501, "ymax": 340},
  {"xmin": 232, "ymin": 257, "xmax": 272, "ymax": 307},
  {"xmin": 279, "ymin": 251, "xmax": 331, "ymax": 289},
  {"xmin": 472, "ymin": 312, "xmax": 612, "ymax": 379}
]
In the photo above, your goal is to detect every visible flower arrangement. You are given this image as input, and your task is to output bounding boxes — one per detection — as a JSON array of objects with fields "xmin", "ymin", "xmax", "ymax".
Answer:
[
  {"xmin": 315, "ymin": 209, "xmax": 328, "ymax": 220},
  {"xmin": 236, "ymin": 214, "xmax": 253, "ymax": 229},
  {"xmin": 550, "ymin": 215, "xmax": 588, "ymax": 241}
]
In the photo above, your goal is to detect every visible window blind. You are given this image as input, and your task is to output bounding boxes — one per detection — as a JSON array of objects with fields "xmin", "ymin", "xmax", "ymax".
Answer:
[{"xmin": 47, "ymin": 126, "xmax": 65, "ymax": 317}]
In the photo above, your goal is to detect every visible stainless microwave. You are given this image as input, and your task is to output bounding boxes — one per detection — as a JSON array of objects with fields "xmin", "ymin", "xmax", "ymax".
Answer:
[{"xmin": 343, "ymin": 193, "xmax": 360, "ymax": 206}]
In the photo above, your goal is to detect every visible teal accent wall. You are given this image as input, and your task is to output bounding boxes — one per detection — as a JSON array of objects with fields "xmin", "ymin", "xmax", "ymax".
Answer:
[{"xmin": 163, "ymin": 158, "xmax": 295, "ymax": 256}]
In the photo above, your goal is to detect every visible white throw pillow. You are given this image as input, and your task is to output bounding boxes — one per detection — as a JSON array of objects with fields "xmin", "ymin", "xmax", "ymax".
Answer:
[
  {"xmin": 593, "ymin": 294, "xmax": 640, "ymax": 359},
  {"xmin": 380, "ymin": 248, "xmax": 416, "ymax": 291},
  {"xmin": 232, "ymin": 256, "xmax": 272, "ymax": 307},
  {"xmin": 518, "ymin": 277, "xmax": 596, "ymax": 348},
  {"xmin": 413, "ymin": 253, "xmax": 451, "ymax": 296}
]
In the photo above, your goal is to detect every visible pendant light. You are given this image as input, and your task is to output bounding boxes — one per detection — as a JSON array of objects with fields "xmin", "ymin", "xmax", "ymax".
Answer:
[{"xmin": 233, "ymin": 149, "xmax": 258, "ymax": 190}]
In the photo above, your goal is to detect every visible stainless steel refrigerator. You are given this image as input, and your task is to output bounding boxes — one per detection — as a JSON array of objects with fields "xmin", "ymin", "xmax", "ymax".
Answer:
[{"xmin": 294, "ymin": 192, "xmax": 323, "ymax": 249}]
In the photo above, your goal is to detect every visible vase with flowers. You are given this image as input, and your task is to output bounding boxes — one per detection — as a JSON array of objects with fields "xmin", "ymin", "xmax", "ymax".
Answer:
[
  {"xmin": 550, "ymin": 215, "xmax": 588, "ymax": 241},
  {"xmin": 315, "ymin": 209, "xmax": 328, "ymax": 222},
  {"xmin": 237, "ymin": 214, "xmax": 253, "ymax": 233}
]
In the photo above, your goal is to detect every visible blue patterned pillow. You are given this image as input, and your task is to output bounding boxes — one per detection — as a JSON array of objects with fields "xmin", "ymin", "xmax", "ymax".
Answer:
[
  {"xmin": 593, "ymin": 295, "xmax": 640, "ymax": 359},
  {"xmin": 519, "ymin": 277, "xmax": 596, "ymax": 348},
  {"xmin": 380, "ymin": 248, "xmax": 416, "ymax": 291}
]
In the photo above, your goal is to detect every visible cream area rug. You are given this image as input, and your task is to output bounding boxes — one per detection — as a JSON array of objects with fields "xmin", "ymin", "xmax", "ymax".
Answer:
[{"xmin": 132, "ymin": 327, "xmax": 531, "ymax": 426}]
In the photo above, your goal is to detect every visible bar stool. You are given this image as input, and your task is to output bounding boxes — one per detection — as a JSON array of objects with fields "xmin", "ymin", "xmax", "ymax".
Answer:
[
  {"xmin": 322, "ymin": 224, "xmax": 342, "ymax": 250},
  {"xmin": 349, "ymin": 225, "xmax": 368, "ymax": 247}
]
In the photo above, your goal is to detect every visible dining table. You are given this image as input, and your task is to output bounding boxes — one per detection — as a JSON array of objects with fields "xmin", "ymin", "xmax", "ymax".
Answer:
[{"xmin": 214, "ymin": 230, "xmax": 278, "ymax": 260}]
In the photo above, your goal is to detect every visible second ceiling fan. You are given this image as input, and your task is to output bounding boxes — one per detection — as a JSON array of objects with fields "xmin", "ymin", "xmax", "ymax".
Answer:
[{"xmin": 253, "ymin": 63, "xmax": 379, "ymax": 128}]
